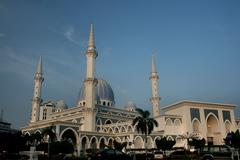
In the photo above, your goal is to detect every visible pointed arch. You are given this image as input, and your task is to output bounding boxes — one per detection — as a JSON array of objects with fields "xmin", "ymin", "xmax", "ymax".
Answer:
[
  {"xmin": 96, "ymin": 118, "xmax": 102, "ymax": 126},
  {"xmin": 60, "ymin": 127, "xmax": 78, "ymax": 147},
  {"xmin": 108, "ymin": 137, "xmax": 114, "ymax": 148},
  {"xmin": 90, "ymin": 136, "xmax": 98, "ymax": 149},
  {"xmin": 72, "ymin": 119, "xmax": 77, "ymax": 123},
  {"xmin": 114, "ymin": 127, "xmax": 119, "ymax": 134},
  {"xmin": 102, "ymin": 128, "xmax": 107, "ymax": 132},
  {"xmin": 225, "ymin": 120, "xmax": 231, "ymax": 134},
  {"xmin": 146, "ymin": 136, "xmax": 154, "ymax": 149},
  {"xmin": 105, "ymin": 119, "xmax": 112, "ymax": 125},
  {"xmin": 174, "ymin": 119, "xmax": 181, "ymax": 126},
  {"xmin": 108, "ymin": 127, "xmax": 113, "ymax": 134},
  {"xmin": 154, "ymin": 136, "xmax": 161, "ymax": 148},
  {"xmin": 206, "ymin": 113, "xmax": 220, "ymax": 145},
  {"xmin": 192, "ymin": 118, "xmax": 201, "ymax": 133},
  {"xmin": 59, "ymin": 127, "xmax": 78, "ymax": 141},
  {"xmin": 34, "ymin": 130, "xmax": 42, "ymax": 134},
  {"xmin": 24, "ymin": 132, "xmax": 31, "ymax": 136},
  {"xmin": 80, "ymin": 136, "xmax": 89, "ymax": 153},
  {"xmin": 166, "ymin": 118, "xmax": 173, "ymax": 126},
  {"xmin": 115, "ymin": 137, "xmax": 121, "ymax": 142},
  {"xmin": 120, "ymin": 126, "xmax": 126, "ymax": 133},
  {"xmin": 134, "ymin": 136, "xmax": 144, "ymax": 149},
  {"xmin": 99, "ymin": 137, "xmax": 107, "ymax": 150},
  {"xmin": 127, "ymin": 125, "xmax": 133, "ymax": 132},
  {"xmin": 167, "ymin": 136, "xmax": 174, "ymax": 141}
]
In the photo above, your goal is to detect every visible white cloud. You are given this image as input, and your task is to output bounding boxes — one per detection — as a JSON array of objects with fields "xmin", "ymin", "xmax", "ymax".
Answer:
[
  {"xmin": 63, "ymin": 26, "xmax": 82, "ymax": 46},
  {"xmin": 0, "ymin": 47, "xmax": 34, "ymax": 79}
]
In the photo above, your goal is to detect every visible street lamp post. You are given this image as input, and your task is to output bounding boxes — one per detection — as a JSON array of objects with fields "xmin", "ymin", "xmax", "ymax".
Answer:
[{"xmin": 47, "ymin": 135, "xmax": 50, "ymax": 159}]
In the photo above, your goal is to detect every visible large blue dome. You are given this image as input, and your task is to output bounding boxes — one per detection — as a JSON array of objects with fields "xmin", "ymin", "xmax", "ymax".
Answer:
[{"xmin": 78, "ymin": 78, "xmax": 115, "ymax": 103}]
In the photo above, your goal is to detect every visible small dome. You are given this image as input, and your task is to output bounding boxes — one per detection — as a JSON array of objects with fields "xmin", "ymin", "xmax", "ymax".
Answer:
[
  {"xmin": 78, "ymin": 78, "xmax": 115, "ymax": 104},
  {"xmin": 125, "ymin": 101, "xmax": 137, "ymax": 112},
  {"xmin": 56, "ymin": 100, "xmax": 68, "ymax": 109}
]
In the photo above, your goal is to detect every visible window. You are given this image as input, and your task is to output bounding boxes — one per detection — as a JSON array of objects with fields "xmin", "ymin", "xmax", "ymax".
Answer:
[{"xmin": 43, "ymin": 108, "xmax": 47, "ymax": 120}]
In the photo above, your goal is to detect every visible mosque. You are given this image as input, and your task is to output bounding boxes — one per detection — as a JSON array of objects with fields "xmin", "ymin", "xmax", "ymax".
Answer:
[{"xmin": 21, "ymin": 25, "xmax": 240, "ymax": 155}]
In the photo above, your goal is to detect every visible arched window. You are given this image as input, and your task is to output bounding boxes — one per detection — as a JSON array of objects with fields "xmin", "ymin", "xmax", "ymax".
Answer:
[
  {"xmin": 166, "ymin": 118, "xmax": 173, "ymax": 126},
  {"xmin": 192, "ymin": 119, "xmax": 200, "ymax": 133},
  {"xmin": 225, "ymin": 121, "xmax": 231, "ymax": 134},
  {"xmin": 174, "ymin": 119, "xmax": 181, "ymax": 126}
]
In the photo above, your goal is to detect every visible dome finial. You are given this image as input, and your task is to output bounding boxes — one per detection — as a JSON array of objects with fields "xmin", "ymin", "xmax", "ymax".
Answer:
[{"xmin": 87, "ymin": 24, "xmax": 96, "ymax": 51}]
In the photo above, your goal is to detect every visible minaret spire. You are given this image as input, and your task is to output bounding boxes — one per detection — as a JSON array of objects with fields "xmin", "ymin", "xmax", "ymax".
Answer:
[
  {"xmin": 31, "ymin": 56, "xmax": 44, "ymax": 123},
  {"xmin": 83, "ymin": 24, "xmax": 98, "ymax": 131},
  {"xmin": 150, "ymin": 54, "xmax": 161, "ymax": 117},
  {"xmin": 151, "ymin": 54, "xmax": 157, "ymax": 73},
  {"xmin": 36, "ymin": 56, "xmax": 42, "ymax": 74},
  {"xmin": 88, "ymin": 24, "xmax": 96, "ymax": 52}
]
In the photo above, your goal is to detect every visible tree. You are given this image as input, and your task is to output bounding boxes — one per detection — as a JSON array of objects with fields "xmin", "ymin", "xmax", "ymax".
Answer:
[
  {"xmin": 132, "ymin": 108, "xmax": 158, "ymax": 159},
  {"xmin": 41, "ymin": 126, "xmax": 56, "ymax": 158},
  {"xmin": 224, "ymin": 129, "xmax": 240, "ymax": 149},
  {"xmin": 50, "ymin": 141, "xmax": 74, "ymax": 155},
  {"xmin": 189, "ymin": 138, "xmax": 205, "ymax": 149},
  {"xmin": 42, "ymin": 126, "xmax": 56, "ymax": 143},
  {"xmin": 155, "ymin": 137, "xmax": 176, "ymax": 153},
  {"xmin": 113, "ymin": 140, "xmax": 127, "ymax": 151}
]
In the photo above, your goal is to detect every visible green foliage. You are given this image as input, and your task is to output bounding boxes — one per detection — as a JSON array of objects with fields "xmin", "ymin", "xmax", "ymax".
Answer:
[
  {"xmin": 50, "ymin": 141, "xmax": 74, "ymax": 155},
  {"xmin": 36, "ymin": 142, "xmax": 48, "ymax": 153},
  {"xmin": 113, "ymin": 140, "xmax": 127, "ymax": 151},
  {"xmin": 155, "ymin": 137, "xmax": 176, "ymax": 151},
  {"xmin": 189, "ymin": 138, "xmax": 206, "ymax": 149},
  {"xmin": 42, "ymin": 126, "xmax": 56, "ymax": 142},
  {"xmin": 132, "ymin": 108, "xmax": 158, "ymax": 135},
  {"xmin": 0, "ymin": 131, "xmax": 27, "ymax": 153},
  {"xmin": 224, "ymin": 129, "xmax": 240, "ymax": 149}
]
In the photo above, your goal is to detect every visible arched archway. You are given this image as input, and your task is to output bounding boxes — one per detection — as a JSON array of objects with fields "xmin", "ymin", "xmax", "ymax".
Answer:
[
  {"xmin": 127, "ymin": 125, "xmax": 133, "ymax": 132},
  {"xmin": 81, "ymin": 136, "xmax": 89, "ymax": 154},
  {"xmin": 108, "ymin": 138, "xmax": 114, "ymax": 148},
  {"xmin": 90, "ymin": 137, "xmax": 98, "ymax": 149},
  {"xmin": 115, "ymin": 137, "xmax": 121, "ymax": 143},
  {"xmin": 174, "ymin": 119, "xmax": 181, "ymax": 126},
  {"xmin": 120, "ymin": 126, "xmax": 126, "ymax": 133},
  {"xmin": 134, "ymin": 136, "xmax": 144, "ymax": 149},
  {"xmin": 225, "ymin": 120, "xmax": 231, "ymax": 134},
  {"xmin": 167, "ymin": 136, "xmax": 174, "ymax": 141},
  {"xmin": 105, "ymin": 119, "xmax": 112, "ymax": 125},
  {"xmin": 60, "ymin": 128, "xmax": 78, "ymax": 153},
  {"xmin": 192, "ymin": 118, "xmax": 201, "ymax": 133},
  {"xmin": 146, "ymin": 136, "xmax": 153, "ymax": 149},
  {"xmin": 206, "ymin": 114, "xmax": 220, "ymax": 145},
  {"xmin": 166, "ymin": 118, "xmax": 173, "ymax": 126},
  {"xmin": 60, "ymin": 129, "xmax": 77, "ymax": 144},
  {"xmin": 114, "ymin": 127, "xmax": 119, "ymax": 134},
  {"xmin": 154, "ymin": 136, "xmax": 161, "ymax": 148},
  {"xmin": 99, "ymin": 137, "xmax": 106, "ymax": 151}
]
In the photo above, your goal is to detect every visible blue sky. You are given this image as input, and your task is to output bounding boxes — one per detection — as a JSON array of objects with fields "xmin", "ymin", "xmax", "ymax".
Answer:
[{"xmin": 0, "ymin": 1, "xmax": 240, "ymax": 129}]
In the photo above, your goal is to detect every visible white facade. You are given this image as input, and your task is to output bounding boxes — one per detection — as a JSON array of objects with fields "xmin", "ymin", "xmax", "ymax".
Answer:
[{"xmin": 21, "ymin": 25, "xmax": 239, "ymax": 155}]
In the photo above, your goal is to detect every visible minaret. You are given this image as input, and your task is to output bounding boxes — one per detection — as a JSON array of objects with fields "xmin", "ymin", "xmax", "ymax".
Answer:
[
  {"xmin": 30, "ymin": 56, "xmax": 44, "ymax": 123},
  {"xmin": 83, "ymin": 24, "xmax": 98, "ymax": 131},
  {"xmin": 150, "ymin": 55, "xmax": 161, "ymax": 117}
]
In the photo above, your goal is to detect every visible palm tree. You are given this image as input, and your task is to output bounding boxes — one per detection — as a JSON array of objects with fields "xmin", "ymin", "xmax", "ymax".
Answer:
[
  {"xmin": 42, "ymin": 126, "xmax": 56, "ymax": 158},
  {"xmin": 42, "ymin": 126, "xmax": 56, "ymax": 143},
  {"xmin": 132, "ymin": 108, "xmax": 158, "ymax": 159}
]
